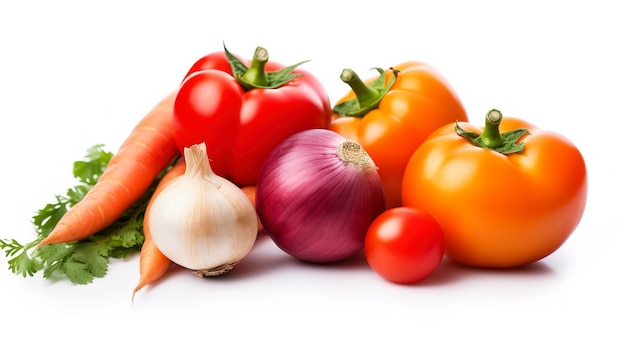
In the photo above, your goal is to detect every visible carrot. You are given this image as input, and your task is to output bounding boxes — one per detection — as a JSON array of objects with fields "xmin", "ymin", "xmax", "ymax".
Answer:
[
  {"xmin": 132, "ymin": 159, "xmax": 186, "ymax": 301},
  {"xmin": 37, "ymin": 90, "xmax": 180, "ymax": 247},
  {"xmin": 241, "ymin": 186, "xmax": 263, "ymax": 232}
]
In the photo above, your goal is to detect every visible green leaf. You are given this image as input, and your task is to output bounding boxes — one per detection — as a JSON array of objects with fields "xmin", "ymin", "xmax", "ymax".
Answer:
[
  {"xmin": 73, "ymin": 243, "xmax": 109, "ymax": 279},
  {"xmin": 74, "ymin": 144, "xmax": 112, "ymax": 185},
  {"xmin": 0, "ymin": 238, "xmax": 26, "ymax": 257},
  {"xmin": 224, "ymin": 44, "xmax": 249, "ymax": 79},
  {"xmin": 60, "ymin": 260, "xmax": 95, "ymax": 285},
  {"xmin": 33, "ymin": 197, "xmax": 70, "ymax": 238},
  {"xmin": 0, "ymin": 239, "xmax": 42, "ymax": 277},
  {"xmin": 263, "ymin": 60, "xmax": 307, "ymax": 87},
  {"xmin": 37, "ymin": 243, "xmax": 74, "ymax": 266},
  {"xmin": 10, "ymin": 252, "xmax": 43, "ymax": 277},
  {"xmin": 496, "ymin": 129, "xmax": 530, "ymax": 154}
]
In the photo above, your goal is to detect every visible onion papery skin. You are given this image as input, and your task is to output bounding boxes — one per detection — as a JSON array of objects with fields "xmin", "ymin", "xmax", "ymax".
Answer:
[{"xmin": 256, "ymin": 129, "xmax": 386, "ymax": 263}]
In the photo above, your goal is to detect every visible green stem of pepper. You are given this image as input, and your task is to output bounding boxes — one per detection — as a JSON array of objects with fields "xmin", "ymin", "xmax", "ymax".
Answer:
[
  {"xmin": 455, "ymin": 109, "xmax": 530, "ymax": 155},
  {"xmin": 224, "ymin": 43, "xmax": 306, "ymax": 90},
  {"xmin": 241, "ymin": 46, "xmax": 269, "ymax": 87},
  {"xmin": 332, "ymin": 68, "xmax": 398, "ymax": 117},
  {"xmin": 340, "ymin": 69, "xmax": 381, "ymax": 109},
  {"xmin": 480, "ymin": 109, "xmax": 504, "ymax": 148}
]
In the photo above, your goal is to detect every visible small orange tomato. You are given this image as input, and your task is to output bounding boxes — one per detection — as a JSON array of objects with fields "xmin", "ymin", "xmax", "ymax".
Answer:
[
  {"xmin": 402, "ymin": 109, "xmax": 588, "ymax": 268},
  {"xmin": 330, "ymin": 62, "xmax": 467, "ymax": 208}
]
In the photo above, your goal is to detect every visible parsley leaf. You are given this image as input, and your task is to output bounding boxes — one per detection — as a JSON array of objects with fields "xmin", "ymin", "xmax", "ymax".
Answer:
[
  {"xmin": 0, "ymin": 239, "xmax": 43, "ymax": 277},
  {"xmin": 0, "ymin": 144, "xmax": 173, "ymax": 284}
]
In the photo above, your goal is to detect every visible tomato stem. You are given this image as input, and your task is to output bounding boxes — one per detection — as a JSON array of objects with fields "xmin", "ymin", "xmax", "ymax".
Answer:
[
  {"xmin": 340, "ymin": 69, "xmax": 380, "ymax": 109},
  {"xmin": 332, "ymin": 68, "xmax": 398, "ymax": 117},
  {"xmin": 481, "ymin": 109, "xmax": 504, "ymax": 148},
  {"xmin": 224, "ymin": 44, "xmax": 307, "ymax": 90},
  {"xmin": 242, "ymin": 46, "xmax": 269, "ymax": 87},
  {"xmin": 455, "ymin": 109, "xmax": 530, "ymax": 155}
]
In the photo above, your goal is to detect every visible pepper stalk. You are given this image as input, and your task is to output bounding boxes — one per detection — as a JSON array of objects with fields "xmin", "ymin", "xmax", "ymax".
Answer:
[
  {"xmin": 242, "ymin": 47, "xmax": 270, "ymax": 88},
  {"xmin": 224, "ymin": 43, "xmax": 308, "ymax": 91},
  {"xmin": 455, "ymin": 109, "xmax": 530, "ymax": 155},
  {"xmin": 332, "ymin": 67, "xmax": 399, "ymax": 117}
]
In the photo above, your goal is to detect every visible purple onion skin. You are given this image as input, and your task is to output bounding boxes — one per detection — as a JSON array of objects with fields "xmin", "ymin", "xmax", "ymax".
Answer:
[{"xmin": 256, "ymin": 129, "xmax": 386, "ymax": 263}]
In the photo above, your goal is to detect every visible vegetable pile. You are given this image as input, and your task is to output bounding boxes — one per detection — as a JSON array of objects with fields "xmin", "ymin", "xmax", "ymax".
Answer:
[{"xmin": 1, "ymin": 43, "xmax": 588, "ymax": 295}]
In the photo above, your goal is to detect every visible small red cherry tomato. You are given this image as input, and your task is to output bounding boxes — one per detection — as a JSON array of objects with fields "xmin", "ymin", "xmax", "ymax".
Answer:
[{"xmin": 365, "ymin": 207, "xmax": 445, "ymax": 284}]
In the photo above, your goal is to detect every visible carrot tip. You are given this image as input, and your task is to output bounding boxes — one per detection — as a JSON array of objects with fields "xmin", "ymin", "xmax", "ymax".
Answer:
[{"xmin": 131, "ymin": 289, "xmax": 138, "ymax": 304}]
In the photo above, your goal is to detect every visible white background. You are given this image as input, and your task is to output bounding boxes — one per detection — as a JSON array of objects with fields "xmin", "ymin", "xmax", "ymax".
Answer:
[{"xmin": 1, "ymin": 1, "xmax": 623, "ymax": 356}]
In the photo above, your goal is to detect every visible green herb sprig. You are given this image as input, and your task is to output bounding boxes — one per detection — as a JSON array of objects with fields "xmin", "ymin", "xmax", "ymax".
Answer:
[{"xmin": 0, "ymin": 145, "xmax": 168, "ymax": 284}]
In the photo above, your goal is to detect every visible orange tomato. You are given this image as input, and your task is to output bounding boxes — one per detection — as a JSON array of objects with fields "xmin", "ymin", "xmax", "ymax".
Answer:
[
  {"xmin": 402, "ymin": 109, "xmax": 588, "ymax": 268},
  {"xmin": 330, "ymin": 62, "xmax": 467, "ymax": 208}
]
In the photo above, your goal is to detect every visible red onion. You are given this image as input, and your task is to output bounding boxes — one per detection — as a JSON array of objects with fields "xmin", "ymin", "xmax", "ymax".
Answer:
[{"xmin": 255, "ymin": 129, "xmax": 386, "ymax": 263}]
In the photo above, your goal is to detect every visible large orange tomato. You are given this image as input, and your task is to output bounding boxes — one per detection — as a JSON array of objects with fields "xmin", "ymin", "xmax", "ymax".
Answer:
[
  {"xmin": 402, "ymin": 109, "xmax": 588, "ymax": 268},
  {"xmin": 330, "ymin": 62, "xmax": 467, "ymax": 208}
]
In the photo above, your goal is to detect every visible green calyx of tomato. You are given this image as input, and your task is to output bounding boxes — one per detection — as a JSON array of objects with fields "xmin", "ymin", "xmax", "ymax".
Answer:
[
  {"xmin": 332, "ymin": 67, "xmax": 399, "ymax": 117},
  {"xmin": 224, "ymin": 43, "xmax": 309, "ymax": 91},
  {"xmin": 455, "ymin": 109, "xmax": 530, "ymax": 154}
]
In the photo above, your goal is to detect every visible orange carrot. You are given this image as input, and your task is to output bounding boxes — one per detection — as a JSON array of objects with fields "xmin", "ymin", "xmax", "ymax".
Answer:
[
  {"xmin": 38, "ymin": 91, "xmax": 180, "ymax": 247},
  {"xmin": 132, "ymin": 159, "xmax": 185, "ymax": 301},
  {"xmin": 241, "ymin": 186, "xmax": 263, "ymax": 232}
]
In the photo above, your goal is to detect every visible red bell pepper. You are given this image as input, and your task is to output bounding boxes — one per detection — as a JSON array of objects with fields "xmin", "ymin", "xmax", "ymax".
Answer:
[{"xmin": 172, "ymin": 44, "xmax": 332, "ymax": 186}]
